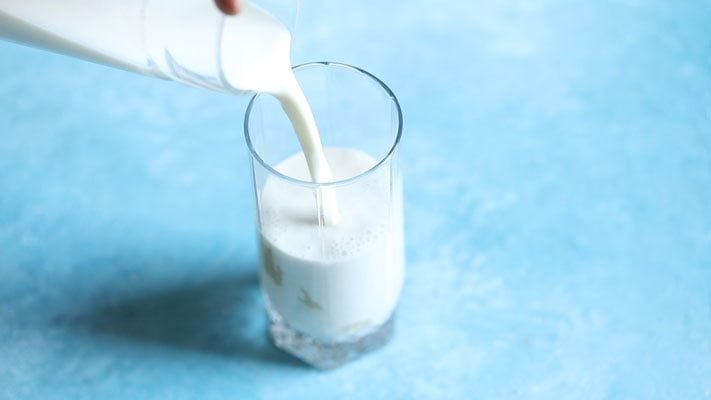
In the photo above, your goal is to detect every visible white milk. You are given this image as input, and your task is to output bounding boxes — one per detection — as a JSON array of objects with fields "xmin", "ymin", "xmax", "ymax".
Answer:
[
  {"xmin": 226, "ymin": 7, "xmax": 342, "ymax": 224},
  {"xmin": 259, "ymin": 147, "xmax": 405, "ymax": 341}
]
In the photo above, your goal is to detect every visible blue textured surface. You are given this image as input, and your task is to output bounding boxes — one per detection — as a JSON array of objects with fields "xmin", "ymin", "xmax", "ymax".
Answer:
[{"xmin": 1, "ymin": 1, "xmax": 710, "ymax": 398}]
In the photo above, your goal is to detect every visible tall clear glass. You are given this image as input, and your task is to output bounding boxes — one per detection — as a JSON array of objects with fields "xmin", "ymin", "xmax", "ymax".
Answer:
[{"xmin": 244, "ymin": 62, "xmax": 404, "ymax": 369}]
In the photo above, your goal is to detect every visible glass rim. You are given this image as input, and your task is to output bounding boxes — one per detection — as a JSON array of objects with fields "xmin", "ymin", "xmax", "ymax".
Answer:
[{"xmin": 243, "ymin": 61, "xmax": 403, "ymax": 189}]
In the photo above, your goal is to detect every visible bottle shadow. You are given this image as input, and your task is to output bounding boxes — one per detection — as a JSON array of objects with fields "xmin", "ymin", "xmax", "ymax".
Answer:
[{"xmin": 61, "ymin": 268, "xmax": 305, "ymax": 368}]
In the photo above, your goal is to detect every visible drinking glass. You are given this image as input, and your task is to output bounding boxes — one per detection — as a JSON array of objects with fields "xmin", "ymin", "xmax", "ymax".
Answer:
[{"xmin": 244, "ymin": 62, "xmax": 404, "ymax": 369}]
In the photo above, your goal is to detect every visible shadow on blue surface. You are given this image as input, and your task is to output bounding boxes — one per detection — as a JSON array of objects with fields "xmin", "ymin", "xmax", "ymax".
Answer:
[{"xmin": 57, "ymin": 270, "xmax": 305, "ymax": 368}]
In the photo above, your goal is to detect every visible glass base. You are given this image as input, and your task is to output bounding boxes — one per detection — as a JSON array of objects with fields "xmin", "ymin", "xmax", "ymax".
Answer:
[{"xmin": 268, "ymin": 314, "xmax": 395, "ymax": 370}]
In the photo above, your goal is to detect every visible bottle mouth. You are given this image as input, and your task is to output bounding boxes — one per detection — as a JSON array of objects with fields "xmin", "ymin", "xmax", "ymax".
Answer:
[{"xmin": 244, "ymin": 61, "xmax": 403, "ymax": 188}]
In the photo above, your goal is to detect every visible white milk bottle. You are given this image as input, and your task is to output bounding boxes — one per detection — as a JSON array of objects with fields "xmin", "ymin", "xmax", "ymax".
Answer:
[{"xmin": 0, "ymin": 0, "xmax": 296, "ymax": 93}]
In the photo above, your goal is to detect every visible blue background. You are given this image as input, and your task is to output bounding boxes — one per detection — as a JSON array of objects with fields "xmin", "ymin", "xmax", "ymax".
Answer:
[{"xmin": 1, "ymin": 1, "xmax": 710, "ymax": 398}]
